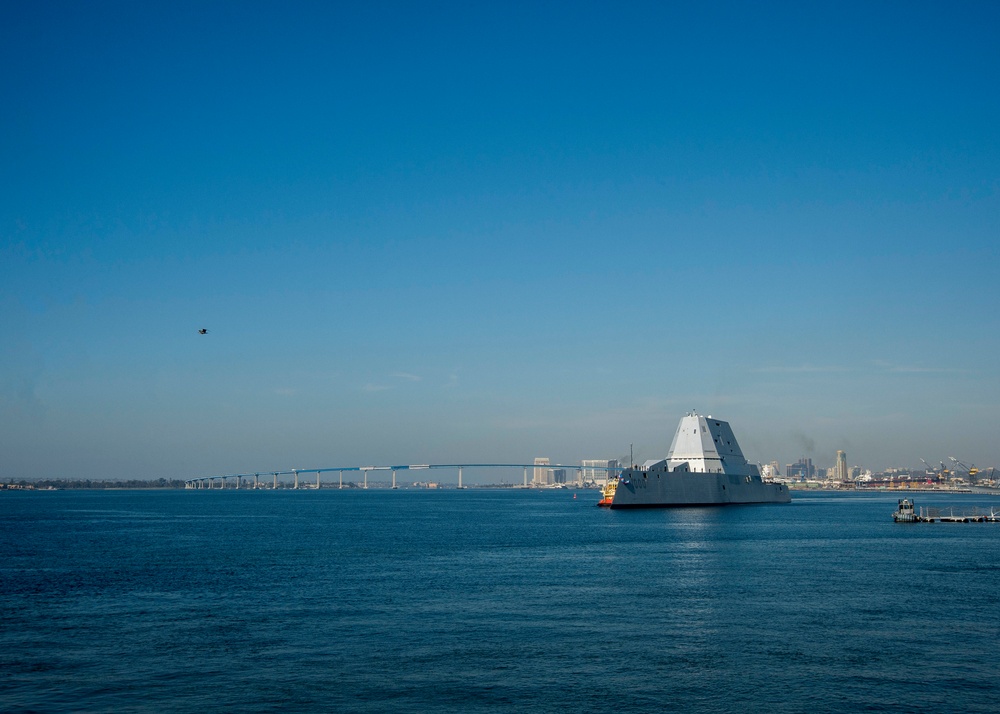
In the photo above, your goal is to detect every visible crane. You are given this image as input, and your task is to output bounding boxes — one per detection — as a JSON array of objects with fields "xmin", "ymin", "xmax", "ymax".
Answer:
[
  {"xmin": 949, "ymin": 457, "xmax": 979, "ymax": 481},
  {"xmin": 919, "ymin": 458, "xmax": 938, "ymax": 481}
]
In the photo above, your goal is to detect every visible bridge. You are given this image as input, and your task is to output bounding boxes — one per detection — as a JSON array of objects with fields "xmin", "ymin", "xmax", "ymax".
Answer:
[{"xmin": 184, "ymin": 462, "xmax": 623, "ymax": 490}]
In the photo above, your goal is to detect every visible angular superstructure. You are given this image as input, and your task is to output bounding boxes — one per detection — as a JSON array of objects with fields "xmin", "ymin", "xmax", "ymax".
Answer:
[{"xmin": 610, "ymin": 412, "xmax": 790, "ymax": 508}]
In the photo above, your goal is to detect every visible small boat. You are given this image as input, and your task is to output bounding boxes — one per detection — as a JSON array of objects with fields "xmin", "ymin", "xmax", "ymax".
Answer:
[
  {"xmin": 892, "ymin": 498, "xmax": 920, "ymax": 522},
  {"xmin": 597, "ymin": 479, "xmax": 618, "ymax": 507}
]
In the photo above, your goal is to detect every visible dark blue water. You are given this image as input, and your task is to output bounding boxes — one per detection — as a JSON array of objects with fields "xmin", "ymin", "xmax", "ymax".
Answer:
[{"xmin": 2, "ymin": 489, "xmax": 999, "ymax": 713}]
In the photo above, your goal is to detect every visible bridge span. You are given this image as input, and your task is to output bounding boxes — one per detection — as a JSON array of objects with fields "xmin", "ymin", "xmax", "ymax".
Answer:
[{"xmin": 185, "ymin": 462, "xmax": 622, "ymax": 490}]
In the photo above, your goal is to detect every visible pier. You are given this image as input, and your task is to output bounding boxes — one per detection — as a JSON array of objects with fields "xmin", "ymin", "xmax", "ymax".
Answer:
[
  {"xmin": 913, "ymin": 506, "xmax": 1000, "ymax": 522},
  {"xmin": 894, "ymin": 499, "xmax": 1000, "ymax": 523}
]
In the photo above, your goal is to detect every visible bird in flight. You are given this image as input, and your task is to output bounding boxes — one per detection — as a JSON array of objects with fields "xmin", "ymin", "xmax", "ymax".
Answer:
[{"xmin": 198, "ymin": 328, "xmax": 208, "ymax": 335}]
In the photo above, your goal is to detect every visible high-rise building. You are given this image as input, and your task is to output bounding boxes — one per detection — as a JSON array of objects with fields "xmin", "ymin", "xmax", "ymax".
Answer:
[
  {"xmin": 581, "ymin": 459, "xmax": 619, "ymax": 486},
  {"xmin": 834, "ymin": 450, "xmax": 848, "ymax": 482},
  {"xmin": 551, "ymin": 469, "xmax": 566, "ymax": 484},
  {"xmin": 533, "ymin": 457, "xmax": 551, "ymax": 486}
]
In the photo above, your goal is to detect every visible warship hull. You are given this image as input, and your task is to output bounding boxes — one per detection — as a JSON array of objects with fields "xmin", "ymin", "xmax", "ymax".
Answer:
[{"xmin": 609, "ymin": 470, "xmax": 789, "ymax": 508}]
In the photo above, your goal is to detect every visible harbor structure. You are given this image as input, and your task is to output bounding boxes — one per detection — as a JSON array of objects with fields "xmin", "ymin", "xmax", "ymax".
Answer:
[{"xmin": 893, "ymin": 498, "xmax": 1000, "ymax": 523}]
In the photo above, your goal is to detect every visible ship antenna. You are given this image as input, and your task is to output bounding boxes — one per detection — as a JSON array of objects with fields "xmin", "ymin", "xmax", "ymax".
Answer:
[{"xmin": 630, "ymin": 443, "xmax": 633, "ymax": 468}]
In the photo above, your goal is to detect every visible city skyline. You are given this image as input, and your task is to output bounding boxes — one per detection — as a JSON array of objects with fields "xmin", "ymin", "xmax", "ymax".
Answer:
[{"xmin": 2, "ymin": 2, "xmax": 999, "ymax": 482}]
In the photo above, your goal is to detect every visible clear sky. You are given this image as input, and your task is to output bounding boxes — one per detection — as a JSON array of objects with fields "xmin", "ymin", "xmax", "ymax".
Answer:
[{"xmin": 2, "ymin": 1, "xmax": 999, "ymax": 481}]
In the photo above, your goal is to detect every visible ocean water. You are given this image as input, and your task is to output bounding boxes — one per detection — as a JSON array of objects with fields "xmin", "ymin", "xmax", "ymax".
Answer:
[{"xmin": 2, "ymin": 489, "xmax": 998, "ymax": 713}]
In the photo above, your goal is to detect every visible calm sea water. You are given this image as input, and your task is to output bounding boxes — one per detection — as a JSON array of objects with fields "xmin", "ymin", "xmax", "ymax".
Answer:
[{"xmin": 2, "ymin": 489, "xmax": 999, "ymax": 713}]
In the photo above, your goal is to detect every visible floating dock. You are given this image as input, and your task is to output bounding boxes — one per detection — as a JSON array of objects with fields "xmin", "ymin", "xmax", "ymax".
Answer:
[{"xmin": 893, "ymin": 498, "xmax": 1000, "ymax": 523}]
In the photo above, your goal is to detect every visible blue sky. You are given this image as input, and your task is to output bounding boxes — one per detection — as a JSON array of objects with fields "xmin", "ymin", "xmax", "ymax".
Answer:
[{"xmin": 2, "ymin": 1, "xmax": 999, "ymax": 481}]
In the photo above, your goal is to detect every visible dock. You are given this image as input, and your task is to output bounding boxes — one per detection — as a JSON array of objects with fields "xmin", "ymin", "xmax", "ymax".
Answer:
[
  {"xmin": 916, "ymin": 506, "xmax": 1000, "ymax": 523},
  {"xmin": 893, "ymin": 499, "xmax": 1000, "ymax": 523}
]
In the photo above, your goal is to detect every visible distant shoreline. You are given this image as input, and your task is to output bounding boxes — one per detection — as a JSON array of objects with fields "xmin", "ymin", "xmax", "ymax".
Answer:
[
  {"xmin": 787, "ymin": 485, "xmax": 1000, "ymax": 495},
  {"xmin": 6, "ymin": 483, "xmax": 1000, "ymax": 497}
]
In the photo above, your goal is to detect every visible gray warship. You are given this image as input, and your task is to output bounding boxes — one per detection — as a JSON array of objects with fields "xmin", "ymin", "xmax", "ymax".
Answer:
[{"xmin": 610, "ymin": 412, "xmax": 790, "ymax": 508}]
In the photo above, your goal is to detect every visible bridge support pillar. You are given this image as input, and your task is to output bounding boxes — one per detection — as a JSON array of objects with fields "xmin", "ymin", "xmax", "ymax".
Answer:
[
  {"xmin": 523, "ymin": 467, "xmax": 527, "ymax": 488},
  {"xmin": 392, "ymin": 470, "xmax": 396, "ymax": 489},
  {"xmin": 364, "ymin": 470, "xmax": 368, "ymax": 489},
  {"xmin": 458, "ymin": 466, "xmax": 463, "ymax": 489},
  {"xmin": 293, "ymin": 470, "xmax": 298, "ymax": 490},
  {"xmin": 273, "ymin": 472, "xmax": 278, "ymax": 490},
  {"xmin": 316, "ymin": 472, "xmax": 321, "ymax": 489},
  {"xmin": 339, "ymin": 470, "xmax": 343, "ymax": 489}
]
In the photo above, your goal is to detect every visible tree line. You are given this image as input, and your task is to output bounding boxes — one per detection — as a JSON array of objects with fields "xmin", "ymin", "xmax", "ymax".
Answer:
[{"xmin": 3, "ymin": 478, "xmax": 188, "ymax": 490}]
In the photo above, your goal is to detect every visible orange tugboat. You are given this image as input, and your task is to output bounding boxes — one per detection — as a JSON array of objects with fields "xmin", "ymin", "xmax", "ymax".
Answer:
[{"xmin": 597, "ymin": 478, "xmax": 618, "ymax": 507}]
